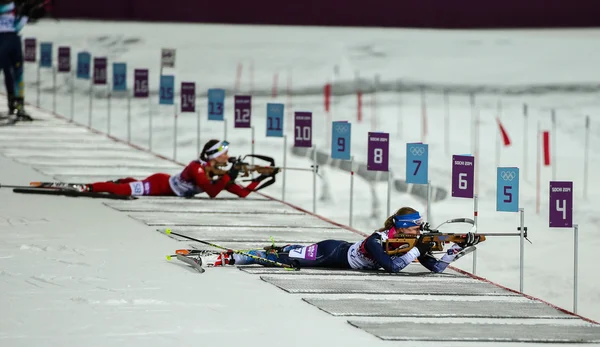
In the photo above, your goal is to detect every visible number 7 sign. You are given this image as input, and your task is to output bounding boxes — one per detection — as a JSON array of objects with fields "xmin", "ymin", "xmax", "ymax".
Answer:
[
  {"xmin": 406, "ymin": 143, "xmax": 428, "ymax": 184},
  {"xmin": 549, "ymin": 181, "xmax": 573, "ymax": 227},
  {"xmin": 451, "ymin": 155, "xmax": 474, "ymax": 198}
]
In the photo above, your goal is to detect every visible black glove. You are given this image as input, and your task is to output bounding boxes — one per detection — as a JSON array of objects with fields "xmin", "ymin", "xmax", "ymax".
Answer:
[
  {"xmin": 415, "ymin": 236, "xmax": 434, "ymax": 256},
  {"xmin": 457, "ymin": 232, "xmax": 480, "ymax": 248},
  {"xmin": 227, "ymin": 165, "xmax": 240, "ymax": 181}
]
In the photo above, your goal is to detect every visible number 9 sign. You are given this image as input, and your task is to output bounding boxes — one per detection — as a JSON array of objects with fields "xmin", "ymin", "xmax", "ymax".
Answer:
[
  {"xmin": 367, "ymin": 132, "xmax": 389, "ymax": 171},
  {"xmin": 496, "ymin": 167, "xmax": 519, "ymax": 212},
  {"xmin": 549, "ymin": 181, "xmax": 573, "ymax": 227},
  {"xmin": 451, "ymin": 155, "xmax": 474, "ymax": 198}
]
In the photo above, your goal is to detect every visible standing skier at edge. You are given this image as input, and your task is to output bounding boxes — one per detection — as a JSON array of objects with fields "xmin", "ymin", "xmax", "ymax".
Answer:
[
  {"xmin": 80, "ymin": 139, "xmax": 279, "ymax": 198},
  {"xmin": 210, "ymin": 207, "xmax": 481, "ymax": 271}
]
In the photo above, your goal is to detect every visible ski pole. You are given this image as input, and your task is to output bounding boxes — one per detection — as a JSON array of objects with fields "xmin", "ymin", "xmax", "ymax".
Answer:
[{"xmin": 160, "ymin": 229, "xmax": 300, "ymax": 270}]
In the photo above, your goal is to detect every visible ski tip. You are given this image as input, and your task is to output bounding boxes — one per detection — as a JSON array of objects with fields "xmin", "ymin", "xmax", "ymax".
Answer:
[
  {"xmin": 165, "ymin": 228, "xmax": 172, "ymax": 235},
  {"xmin": 29, "ymin": 181, "xmax": 42, "ymax": 187},
  {"xmin": 165, "ymin": 255, "xmax": 172, "ymax": 261}
]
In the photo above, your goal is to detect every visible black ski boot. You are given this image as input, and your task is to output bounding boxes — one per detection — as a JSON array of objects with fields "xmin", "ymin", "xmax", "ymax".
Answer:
[
  {"xmin": 14, "ymin": 97, "xmax": 33, "ymax": 122},
  {"xmin": 7, "ymin": 93, "xmax": 16, "ymax": 115}
]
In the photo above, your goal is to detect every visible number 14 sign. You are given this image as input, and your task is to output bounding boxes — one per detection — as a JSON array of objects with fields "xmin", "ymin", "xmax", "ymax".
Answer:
[
  {"xmin": 451, "ymin": 155, "xmax": 474, "ymax": 198},
  {"xmin": 549, "ymin": 181, "xmax": 573, "ymax": 227}
]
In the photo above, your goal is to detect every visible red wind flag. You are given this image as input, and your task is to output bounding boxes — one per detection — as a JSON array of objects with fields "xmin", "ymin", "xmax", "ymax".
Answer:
[
  {"xmin": 496, "ymin": 117, "xmax": 511, "ymax": 146},
  {"xmin": 324, "ymin": 83, "xmax": 331, "ymax": 112},
  {"xmin": 543, "ymin": 131, "xmax": 550, "ymax": 166}
]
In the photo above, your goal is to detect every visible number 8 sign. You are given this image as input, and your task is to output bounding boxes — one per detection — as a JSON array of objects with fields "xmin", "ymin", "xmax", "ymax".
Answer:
[
  {"xmin": 549, "ymin": 181, "xmax": 573, "ymax": 227},
  {"xmin": 451, "ymin": 155, "xmax": 474, "ymax": 198},
  {"xmin": 367, "ymin": 132, "xmax": 389, "ymax": 171},
  {"xmin": 496, "ymin": 167, "xmax": 519, "ymax": 212}
]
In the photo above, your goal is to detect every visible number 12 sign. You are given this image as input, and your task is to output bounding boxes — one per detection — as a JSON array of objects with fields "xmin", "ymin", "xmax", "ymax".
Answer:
[
  {"xmin": 496, "ymin": 167, "xmax": 519, "ymax": 212},
  {"xmin": 367, "ymin": 132, "xmax": 389, "ymax": 171},
  {"xmin": 406, "ymin": 143, "xmax": 428, "ymax": 184},
  {"xmin": 549, "ymin": 181, "xmax": 573, "ymax": 227},
  {"xmin": 234, "ymin": 95, "xmax": 252, "ymax": 128},
  {"xmin": 451, "ymin": 155, "xmax": 474, "ymax": 198},
  {"xmin": 294, "ymin": 112, "xmax": 312, "ymax": 147}
]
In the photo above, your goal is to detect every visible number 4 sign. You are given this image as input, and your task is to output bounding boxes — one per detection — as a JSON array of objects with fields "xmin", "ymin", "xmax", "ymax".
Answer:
[
  {"xmin": 496, "ymin": 167, "xmax": 519, "ymax": 212},
  {"xmin": 406, "ymin": 143, "xmax": 428, "ymax": 184},
  {"xmin": 549, "ymin": 181, "xmax": 573, "ymax": 227},
  {"xmin": 367, "ymin": 132, "xmax": 389, "ymax": 171},
  {"xmin": 234, "ymin": 95, "xmax": 251, "ymax": 128},
  {"xmin": 451, "ymin": 155, "xmax": 474, "ymax": 198}
]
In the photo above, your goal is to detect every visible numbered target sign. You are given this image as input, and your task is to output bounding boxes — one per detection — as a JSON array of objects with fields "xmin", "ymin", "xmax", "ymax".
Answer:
[
  {"xmin": 234, "ymin": 95, "xmax": 252, "ymax": 128},
  {"xmin": 58, "ymin": 46, "xmax": 70, "ymax": 73},
  {"xmin": 133, "ymin": 69, "xmax": 149, "ymax": 98},
  {"xmin": 161, "ymin": 48, "xmax": 176, "ymax": 68},
  {"xmin": 549, "ymin": 181, "xmax": 573, "ymax": 227},
  {"xmin": 112, "ymin": 63, "xmax": 127, "ymax": 91},
  {"xmin": 367, "ymin": 132, "xmax": 389, "ymax": 171},
  {"xmin": 159, "ymin": 75, "xmax": 175, "ymax": 105},
  {"xmin": 76, "ymin": 52, "xmax": 91, "ymax": 80},
  {"xmin": 181, "ymin": 82, "xmax": 196, "ymax": 112},
  {"xmin": 39, "ymin": 42, "xmax": 52, "ymax": 68},
  {"xmin": 266, "ymin": 103, "xmax": 284, "ymax": 137},
  {"xmin": 24, "ymin": 38, "xmax": 36, "ymax": 62},
  {"xmin": 294, "ymin": 112, "xmax": 312, "ymax": 148},
  {"xmin": 93, "ymin": 57, "xmax": 107, "ymax": 85},
  {"xmin": 406, "ymin": 143, "xmax": 428, "ymax": 184},
  {"xmin": 451, "ymin": 155, "xmax": 474, "ymax": 198},
  {"xmin": 331, "ymin": 121, "xmax": 351, "ymax": 160},
  {"xmin": 208, "ymin": 88, "xmax": 225, "ymax": 121},
  {"xmin": 496, "ymin": 167, "xmax": 519, "ymax": 212}
]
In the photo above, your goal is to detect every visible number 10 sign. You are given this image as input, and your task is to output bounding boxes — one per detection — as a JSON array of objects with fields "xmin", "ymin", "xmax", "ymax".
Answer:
[
  {"xmin": 451, "ymin": 155, "xmax": 474, "ymax": 198},
  {"xmin": 549, "ymin": 181, "xmax": 573, "ymax": 227},
  {"xmin": 294, "ymin": 112, "xmax": 312, "ymax": 147},
  {"xmin": 367, "ymin": 132, "xmax": 389, "ymax": 171}
]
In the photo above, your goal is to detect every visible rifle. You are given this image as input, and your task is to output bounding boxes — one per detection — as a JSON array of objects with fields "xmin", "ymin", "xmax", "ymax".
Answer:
[{"xmin": 383, "ymin": 217, "xmax": 530, "ymax": 256}]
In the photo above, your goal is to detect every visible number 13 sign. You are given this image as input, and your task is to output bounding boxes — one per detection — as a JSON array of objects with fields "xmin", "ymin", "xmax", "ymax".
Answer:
[
  {"xmin": 549, "ymin": 181, "xmax": 573, "ymax": 227},
  {"xmin": 451, "ymin": 155, "xmax": 474, "ymax": 198},
  {"xmin": 367, "ymin": 132, "xmax": 389, "ymax": 171}
]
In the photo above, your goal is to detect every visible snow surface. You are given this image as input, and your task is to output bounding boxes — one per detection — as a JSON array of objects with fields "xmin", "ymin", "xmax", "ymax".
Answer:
[{"xmin": 0, "ymin": 19, "xmax": 598, "ymax": 344}]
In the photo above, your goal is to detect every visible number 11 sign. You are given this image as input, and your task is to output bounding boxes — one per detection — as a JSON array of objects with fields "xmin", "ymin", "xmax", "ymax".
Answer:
[
  {"xmin": 367, "ymin": 132, "xmax": 389, "ymax": 171},
  {"xmin": 451, "ymin": 155, "xmax": 474, "ymax": 198},
  {"xmin": 549, "ymin": 181, "xmax": 573, "ymax": 227}
]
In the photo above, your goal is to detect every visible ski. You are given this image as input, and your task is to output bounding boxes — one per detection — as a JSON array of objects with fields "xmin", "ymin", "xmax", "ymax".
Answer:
[
  {"xmin": 7, "ymin": 182, "xmax": 137, "ymax": 200},
  {"xmin": 29, "ymin": 181, "xmax": 86, "ymax": 190},
  {"xmin": 166, "ymin": 254, "xmax": 205, "ymax": 273}
]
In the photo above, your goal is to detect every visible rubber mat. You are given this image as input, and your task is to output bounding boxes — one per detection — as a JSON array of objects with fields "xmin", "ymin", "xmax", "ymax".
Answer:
[
  {"xmin": 105, "ymin": 199, "xmax": 304, "ymax": 214},
  {"xmin": 239, "ymin": 265, "xmax": 462, "ymax": 277}
]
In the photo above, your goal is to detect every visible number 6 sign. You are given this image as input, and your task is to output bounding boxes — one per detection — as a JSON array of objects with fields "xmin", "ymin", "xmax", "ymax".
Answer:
[
  {"xmin": 367, "ymin": 132, "xmax": 389, "ymax": 171},
  {"xmin": 549, "ymin": 181, "xmax": 573, "ymax": 227},
  {"xmin": 406, "ymin": 143, "xmax": 428, "ymax": 184},
  {"xmin": 451, "ymin": 155, "xmax": 474, "ymax": 198}
]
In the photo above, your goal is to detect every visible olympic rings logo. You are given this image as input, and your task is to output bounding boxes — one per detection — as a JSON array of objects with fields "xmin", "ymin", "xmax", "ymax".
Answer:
[
  {"xmin": 501, "ymin": 171, "xmax": 516, "ymax": 181},
  {"xmin": 410, "ymin": 146, "xmax": 425, "ymax": 156},
  {"xmin": 269, "ymin": 105, "xmax": 282, "ymax": 113},
  {"xmin": 335, "ymin": 124, "xmax": 349, "ymax": 133}
]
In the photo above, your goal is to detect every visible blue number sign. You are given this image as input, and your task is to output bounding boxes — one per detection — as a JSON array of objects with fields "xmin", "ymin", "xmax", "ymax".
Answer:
[
  {"xmin": 406, "ymin": 143, "xmax": 428, "ymax": 184},
  {"xmin": 40, "ymin": 42, "xmax": 52, "ymax": 68},
  {"xmin": 331, "ymin": 121, "xmax": 351, "ymax": 160},
  {"xmin": 208, "ymin": 88, "xmax": 225, "ymax": 121},
  {"xmin": 112, "ymin": 63, "xmax": 127, "ymax": 91},
  {"xmin": 159, "ymin": 75, "xmax": 174, "ymax": 105},
  {"xmin": 266, "ymin": 103, "xmax": 284, "ymax": 137},
  {"xmin": 76, "ymin": 52, "xmax": 91, "ymax": 79},
  {"xmin": 496, "ymin": 167, "xmax": 519, "ymax": 212}
]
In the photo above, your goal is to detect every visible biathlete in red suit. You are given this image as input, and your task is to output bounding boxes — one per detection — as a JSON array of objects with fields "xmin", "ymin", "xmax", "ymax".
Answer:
[{"xmin": 84, "ymin": 139, "xmax": 270, "ymax": 198}]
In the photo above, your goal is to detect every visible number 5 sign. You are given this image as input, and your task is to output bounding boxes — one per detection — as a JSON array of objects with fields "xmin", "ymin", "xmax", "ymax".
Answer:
[
  {"xmin": 451, "ymin": 155, "xmax": 474, "ymax": 198},
  {"xmin": 367, "ymin": 132, "xmax": 389, "ymax": 171},
  {"xmin": 549, "ymin": 181, "xmax": 573, "ymax": 227},
  {"xmin": 496, "ymin": 167, "xmax": 519, "ymax": 212},
  {"xmin": 294, "ymin": 112, "xmax": 312, "ymax": 147},
  {"xmin": 234, "ymin": 95, "xmax": 252, "ymax": 128},
  {"xmin": 406, "ymin": 143, "xmax": 428, "ymax": 184}
]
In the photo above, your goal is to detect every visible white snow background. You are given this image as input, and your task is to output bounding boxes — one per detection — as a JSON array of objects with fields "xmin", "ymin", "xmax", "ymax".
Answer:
[{"xmin": 11, "ymin": 20, "xmax": 600, "ymax": 324}]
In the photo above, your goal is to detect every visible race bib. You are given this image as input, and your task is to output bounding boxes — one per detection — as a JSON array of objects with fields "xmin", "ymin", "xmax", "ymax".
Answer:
[
  {"xmin": 289, "ymin": 244, "xmax": 318, "ymax": 260},
  {"xmin": 129, "ymin": 181, "xmax": 145, "ymax": 196}
]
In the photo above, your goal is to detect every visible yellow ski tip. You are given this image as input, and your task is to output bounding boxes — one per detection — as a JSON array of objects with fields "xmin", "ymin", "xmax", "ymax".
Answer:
[
  {"xmin": 165, "ymin": 255, "xmax": 172, "ymax": 260},
  {"xmin": 165, "ymin": 228, "xmax": 172, "ymax": 235}
]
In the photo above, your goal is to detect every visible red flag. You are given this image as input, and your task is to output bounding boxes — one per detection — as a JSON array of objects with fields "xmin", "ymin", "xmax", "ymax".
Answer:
[
  {"xmin": 496, "ymin": 118, "xmax": 511, "ymax": 146},
  {"xmin": 324, "ymin": 83, "xmax": 331, "ymax": 112},
  {"xmin": 543, "ymin": 131, "xmax": 550, "ymax": 166}
]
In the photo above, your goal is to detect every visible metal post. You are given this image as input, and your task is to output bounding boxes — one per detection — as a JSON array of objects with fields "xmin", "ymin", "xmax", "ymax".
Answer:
[
  {"xmin": 173, "ymin": 103, "xmax": 177, "ymax": 161},
  {"xmin": 36, "ymin": 64, "xmax": 40, "ymax": 107},
  {"xmin": 107, "ymin": 89, "xmax": 111, "ymax": 135},
  {"xmin": 282, "ymin": 135, "xmax": 287, "ymax": 201},
  {"xmin": 224, "ymin": 118, "xmax": 228, "ymax": 141},
  {"xmin": 519, "ymin": 207, "xmax": 525, "ymax": 292},
  {"xmin": 127, "ymin": 91, "xmax": 131, "ymax": 143},
  {"xmin": 584, "ymin": 116, "xmax": 590, "ymax": 199},
  {"xmin": 197, "ymin": 108, "xmax": 201, "ymax": 156},
  {"xmin": 427, "ymin": 180, "xmax": 432, "ymax": 222},
  {"xmin": 70, "ymin": 71, "xmax": 75, "ymax": 121},
  {"xmin": 88, "ymin": 82, "xmax": 93, "ymax": 127},
  {"xmin": 574, "ymin": 224, "xmax": 579, "ymax": 313},
  {"xmin": 148, "ymin": 97, "xmax": 152, "ymax": 151},
  {"xmin": 312, "ymin": 146, "xmax": 318, "ymax": 212},
  {"xmin": 349, "ymin": 155, "xmax": 354, "ymax": 227},
  {"xmin": 551, "ymin": 109, "xmax": 556, "ymax": 180},
  {"xmin": 251, "ymin": 126, "xmax": 255, "ymax": 166},
  {"xmin": 472, "ymin": 194, "xmax": 478, "ymax": 275},
  {"xmin": 52, "ymin": 68, "xmax": 56, "ymax": 114},
  {"xmin": 523, "ymin": 104, "xmax": 528, "ymax": 180},
  {"xmin": 386, "ymin": 170, "xmax": 392, "ymax": 217}
]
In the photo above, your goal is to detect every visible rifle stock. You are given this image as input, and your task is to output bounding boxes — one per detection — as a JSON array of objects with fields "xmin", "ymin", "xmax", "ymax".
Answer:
[{"xmin": 384, "ymin": 233, "xmax": 487, "ymax": 256}]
